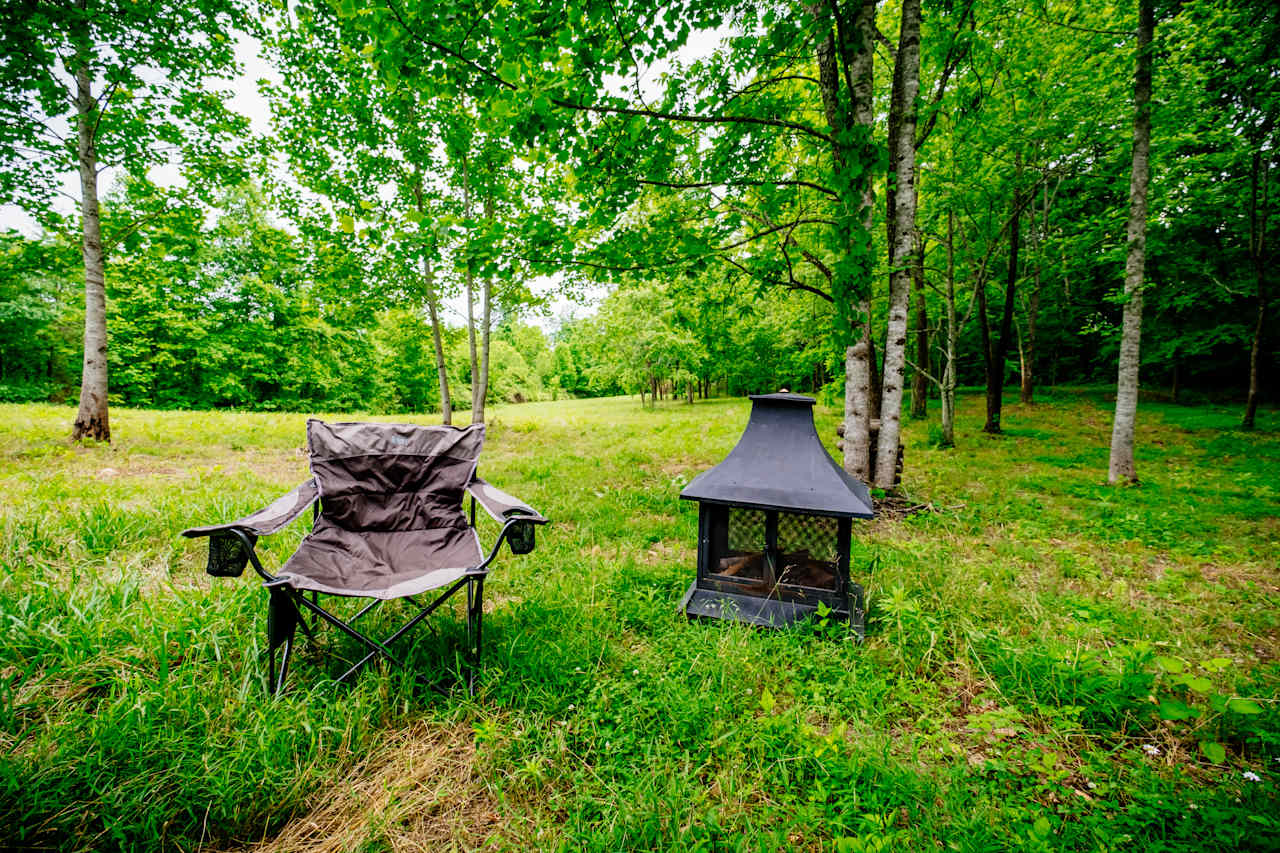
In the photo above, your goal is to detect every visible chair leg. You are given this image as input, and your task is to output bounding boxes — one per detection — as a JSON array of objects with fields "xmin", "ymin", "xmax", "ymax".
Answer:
[
  {"xmin": 466, "ymin": 576, "xmax": 485, "ymax": 696},
  {"xmin": 267, "ymin": 587, "xmax": 299, "ymax": 696}
]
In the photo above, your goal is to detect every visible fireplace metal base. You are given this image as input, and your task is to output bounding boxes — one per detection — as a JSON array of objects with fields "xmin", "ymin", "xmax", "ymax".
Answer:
[{"xmin": 680, "ymin": 582, "xmax": 865, "ymax": 640}]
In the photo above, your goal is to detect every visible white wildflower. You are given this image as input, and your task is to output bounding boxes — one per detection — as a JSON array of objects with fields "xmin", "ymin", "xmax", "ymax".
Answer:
[
  {"xmin": 632, "ymin": 668, "xmax": 639, "ymax": 676},
  {"xmin": 1142, "ymin": 744, "xmax": 1161, "ymax": 756},
  {"xmin": 1243, "ymin": 771, "xmax": 1262, "ymax": 783}
]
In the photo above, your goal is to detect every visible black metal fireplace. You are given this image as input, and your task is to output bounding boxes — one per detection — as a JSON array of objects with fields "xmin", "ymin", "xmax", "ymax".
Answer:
[{"xmin": 679, "ymin": 393, "xmax": 874, "ymax": 635}]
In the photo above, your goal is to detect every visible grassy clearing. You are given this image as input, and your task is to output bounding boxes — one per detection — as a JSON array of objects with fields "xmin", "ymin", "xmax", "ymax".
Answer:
[{"xmin": 1, "ymin": 391, "xmax": 1278, "ymax": 851}]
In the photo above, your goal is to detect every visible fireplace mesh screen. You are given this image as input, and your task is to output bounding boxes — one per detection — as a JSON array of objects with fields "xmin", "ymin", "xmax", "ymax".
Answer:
[
  {"xmin": 727, "ymin": 508, "xmax": 766, "ymax": 551},
  {"xmin": 779, "ymin": 513, "xmax": 839, "ymax": 562}
]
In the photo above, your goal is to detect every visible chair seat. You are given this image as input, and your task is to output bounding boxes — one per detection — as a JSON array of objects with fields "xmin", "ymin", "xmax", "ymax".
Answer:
[{"xmin": 275, "ymin": 521, "xmax": 483, "ymax": 599}]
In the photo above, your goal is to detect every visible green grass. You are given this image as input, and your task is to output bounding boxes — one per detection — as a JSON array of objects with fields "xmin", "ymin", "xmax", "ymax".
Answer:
[{"xmin": 1, "ymin": 391, "xmax": 1278, "ymax": 851}]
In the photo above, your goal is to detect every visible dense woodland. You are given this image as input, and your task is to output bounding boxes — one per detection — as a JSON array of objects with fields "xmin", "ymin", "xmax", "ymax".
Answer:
[{"xmin": 1, "ymin": 0, "xmax": 1276, "ymax": 471}]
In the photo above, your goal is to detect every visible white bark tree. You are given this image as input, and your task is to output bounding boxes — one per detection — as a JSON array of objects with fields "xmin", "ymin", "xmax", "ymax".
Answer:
[
  {"xmin": 874, "ymin": 0, "xmax": 922, "ymax": 488},
  {"xmin": 72, "ymin": 21, "xmax": 109, "ymax": 441},
  {"xmin": 1108, "ymin": 0, "xmax": 1155, "ymax": 484}
]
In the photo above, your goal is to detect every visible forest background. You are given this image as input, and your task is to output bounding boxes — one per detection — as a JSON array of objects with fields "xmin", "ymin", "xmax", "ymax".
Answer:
[{"xmin": 0, "ymin": 0, "xmax": 1275, "ymax": 474}]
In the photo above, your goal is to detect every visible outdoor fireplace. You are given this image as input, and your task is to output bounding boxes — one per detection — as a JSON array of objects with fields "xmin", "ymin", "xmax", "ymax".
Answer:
[{"xmin": 679, "ymin": 393, "xmax": 874, "ymax": 635}]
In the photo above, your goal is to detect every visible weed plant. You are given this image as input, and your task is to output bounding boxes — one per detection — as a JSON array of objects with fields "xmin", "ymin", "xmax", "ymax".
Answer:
[{"xmin": 0, "ymin": 391, "xmax": 1277, "ymax": 850}]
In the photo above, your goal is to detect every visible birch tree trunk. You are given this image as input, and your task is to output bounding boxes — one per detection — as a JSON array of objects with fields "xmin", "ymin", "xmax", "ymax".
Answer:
[
  {"xmin": 474, "ymin": 197, "xmax": 494, "ymax": 424},
  {"xmin": 461, "ymin": 153, "xmax": 480, "ymax": 421},
  {"xmin": 813, "ymin": 0, "xmax": 877, "ymax": 482},
  {"xmin": 421, "ymin": 254, "xmax": 452, "ymax": 424},
  {"xmin": 1108, "ymin": 0, "xmax": 1155, "ymax": 483},
  {"xmin": 411, "ymin": 172, "xmax": 453, "ymax": 425},
  {"xmin": 874, "ymin": 0, "xmax": 921, "ymax": 489},
  {"xmin": 71, "ymin": 12, "xmax": 109, "ymax": 443}
]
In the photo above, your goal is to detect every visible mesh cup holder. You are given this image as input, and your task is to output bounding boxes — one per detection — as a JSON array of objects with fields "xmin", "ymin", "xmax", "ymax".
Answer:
[
  {"xmin": 507, "ymin": 519, "xmax": 536, "ymax": 555},
  {"xmin": 206, "ymin": 530, "xmax": 257, "ymax": 577}
]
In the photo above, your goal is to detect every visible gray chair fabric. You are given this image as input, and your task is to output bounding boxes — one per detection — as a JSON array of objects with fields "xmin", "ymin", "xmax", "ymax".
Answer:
[
  {"xmin": 183, "ymin": 479, "xmax": 319, "ymax": 538},
  {"xmin": 272, "ymin": 420, "xmax": 486, "ymax": 599}
]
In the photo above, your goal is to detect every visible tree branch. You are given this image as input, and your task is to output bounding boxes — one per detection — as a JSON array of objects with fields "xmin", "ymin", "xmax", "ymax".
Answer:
[
  {"xmin": 637, "ymin": 177, "xmax": 837, "ymax": 198},
  {"xmin": 717, "ymin": 218, "xmax": 835, "ymax": 252},
  {"xmin": 720, "ymin": 254, "xmax": 833, "ymax": 301},
  {"xmin": 916, "ymin": 0, "xmax": 974, "ymax": 150}
]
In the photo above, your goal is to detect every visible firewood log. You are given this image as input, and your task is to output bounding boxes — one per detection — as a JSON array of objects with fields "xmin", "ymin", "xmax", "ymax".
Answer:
[{"xmin": 717, "ymin": 552, "xmax": 763, "ymax": 578}]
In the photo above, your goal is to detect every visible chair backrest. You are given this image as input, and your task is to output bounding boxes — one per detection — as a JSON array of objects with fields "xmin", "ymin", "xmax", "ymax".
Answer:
[{"xmin": 306, "ymin": 420, "xmax": 484, "ymax": 531}]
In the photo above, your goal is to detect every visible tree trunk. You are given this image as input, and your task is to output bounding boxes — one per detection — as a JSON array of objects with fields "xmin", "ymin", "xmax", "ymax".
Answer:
[
  {"xmin": 844, "ymin": 340, "xmax": 872, "ymax": 480},
  {"xmin": 941, "ymin": 210, "xmax": 957, "ymax": 448},
  {"xmin": 1021, "ymin": 274, "xmax": 1040, "ymax": 404},
  {"xmin": 412, "ymin": 180, "xmax": 453, "ymax": 425},
  {"xmin": 475, "ymin": 272, "xmax": 490, "ymax": 422},
  {"xmin": 910, "ymin": 228, "xmax": 928, "ymax": 419},
  {"xmin": 985, "ymin": 179, "xmax": 1021, "ymax": 433},
  {"xmin": 874, "ymin": 0, "xmax": 921, "ymax": 489},
  {"xmin": 462, "ymin": 154, "xmax": 480, "ymax": 422},
  {"xmin": 424, "ymin": 275, "xmax": 452, "ymax": 424},
  {"xmin": 412, "ymin": 173, "xmax": 452, "ymax": 425},
  {"xmin": 814, "ymin": 2, "xmax": 877, "ymax": 481},
  {"xmin": 1243, "ymin": 151, "xmax": 1269, "ymax": 429},
  {"xmin": 1108, "ymin": 0, "xmax": 1154, "ymax": 484},
  {"xmin": 473, "ymin": 194, "xmax": 494, "ymax": 424},
  {"xmin": 1021, "ymin": 181, "xmax": 1048, "ymax": 404},
  {"xmin": 71, "ymin": 14, "xmax": 109, "ymax": 443},
  {"xmin": 867, "ymin": 333, "xmax": 882, "ymax": 422},
  {"xmin": 1243, "ymin": 293, "xmax": 1265, "ymax": 429},
  {"xmin": 976, "ymin": 270, "xmax": 994, "ymax": 429}
]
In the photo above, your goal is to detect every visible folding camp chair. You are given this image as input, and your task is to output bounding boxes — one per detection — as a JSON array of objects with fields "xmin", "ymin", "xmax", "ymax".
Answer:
[{"xmin": 182, "ymin": 419, "xmax": 546, "ymax": 695}]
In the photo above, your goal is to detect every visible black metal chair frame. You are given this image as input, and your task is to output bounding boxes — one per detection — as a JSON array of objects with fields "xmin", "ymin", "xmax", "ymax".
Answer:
[{"xmin": 193, "ymin": 488, "xmax": 544, "ymax": 697}]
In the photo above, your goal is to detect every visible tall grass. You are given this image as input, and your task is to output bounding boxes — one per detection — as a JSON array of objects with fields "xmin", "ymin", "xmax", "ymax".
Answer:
[{"xmin": 1, "ymin": 393, "xmax": 1277, "ymax": 850}]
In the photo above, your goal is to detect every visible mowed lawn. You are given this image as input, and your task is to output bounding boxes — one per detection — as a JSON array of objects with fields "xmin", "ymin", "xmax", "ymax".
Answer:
[{"xmin": 1, "ymin": 390, "xmax": 1278, "ymax": 851}]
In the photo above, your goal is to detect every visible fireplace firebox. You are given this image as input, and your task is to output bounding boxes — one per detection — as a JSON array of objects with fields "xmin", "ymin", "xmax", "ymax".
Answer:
[{"xmin": 679, "ymin": 393, "xmax": 874, "ymax": 635}]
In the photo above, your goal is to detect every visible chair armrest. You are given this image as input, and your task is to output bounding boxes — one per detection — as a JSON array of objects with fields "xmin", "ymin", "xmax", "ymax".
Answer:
[
  {"xmin": 182, "ymin": 478, "xmax": 319, "ymax": 538},
  {"xmin": 181, "ymin": 479, "xmax": 318, "ymax": 579},
  {"xmin": 466, "ymin": 478, "xmax": 547, "ymax": 525}
]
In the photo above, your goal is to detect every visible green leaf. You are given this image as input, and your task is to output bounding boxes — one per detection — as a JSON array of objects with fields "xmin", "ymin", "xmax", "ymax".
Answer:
[
  {"xmin": 1183, "ymin": 675, "xmax": 1213, "ymax": 694},
  {"xmin": 1200, "ymin": 741, "xmax": 1227, "ymax": 764},
  {"xmin": 338, "ymin": 214, "xmax": 355, "ymax": 234},
  {"xmin": 1227, "ymin": 697, "xmax": 1263, "ymax": 715},
  {"xmin": 759, "ymin": 688, "xmax": 776, "ymax": 714},
  {"xmin": 1202, "ymin": 657, "xmax": 1233, "ymax": 672},
  {"xmin": 1155, "ymin": 655, "xmax": 1185, "ymax": 674},
  {"xmin": 1158, "ymin": 699, "xmax": 1200, "ymax": 721}
]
